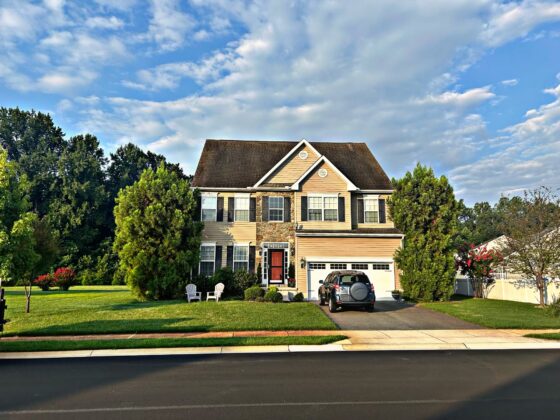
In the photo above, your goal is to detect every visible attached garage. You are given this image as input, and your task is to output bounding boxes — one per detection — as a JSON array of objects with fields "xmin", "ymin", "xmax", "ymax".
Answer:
[
  {"xmin": 295, "ymin": 233, "xmax": 402, "ymax": 300},
  {"xmin": 307, "ymin": 260, "xmax": 396, "ymax": 301}
]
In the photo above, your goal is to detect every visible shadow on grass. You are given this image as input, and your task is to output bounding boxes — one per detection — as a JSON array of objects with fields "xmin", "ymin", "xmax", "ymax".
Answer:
[{"xmin": 16, "ymin": 318, "xmax": 211, "ymax": 337}]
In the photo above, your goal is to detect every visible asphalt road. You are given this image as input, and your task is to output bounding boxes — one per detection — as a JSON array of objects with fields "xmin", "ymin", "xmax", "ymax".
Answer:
[
  {"xmin": 1, "ymin": 350, "xmax": 559, "ymax": 419},
  {"xmin": 320, "ymin": 300, "xmax": 482, "ymax": 330}
]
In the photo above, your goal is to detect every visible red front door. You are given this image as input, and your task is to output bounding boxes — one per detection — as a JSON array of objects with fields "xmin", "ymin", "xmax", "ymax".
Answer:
[{"xmin": 269, "ymin": 250, "xmax": 284, "ymax": 283}]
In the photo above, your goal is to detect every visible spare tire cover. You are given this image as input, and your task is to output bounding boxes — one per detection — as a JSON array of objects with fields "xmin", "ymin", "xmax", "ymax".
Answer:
[{"xmin": 349, "ymin": 282, "xmax": 368, "ymax": 301}]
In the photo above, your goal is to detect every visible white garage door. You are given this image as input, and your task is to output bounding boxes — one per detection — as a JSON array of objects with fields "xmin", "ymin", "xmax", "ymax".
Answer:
[{"xmin": 307, "ymin": 261, "xmax": 395, "ymax": 301}]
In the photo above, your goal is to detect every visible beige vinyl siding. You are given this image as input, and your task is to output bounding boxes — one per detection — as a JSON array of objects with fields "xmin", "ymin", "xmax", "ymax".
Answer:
[
  {"xmin": 295, "ymin": 161, "xmax": 352, "ymax": 230},
  {"xmin": 295, "ymin": 236, "xmax": 401, "ymax": 294},
  {"xmin": 351, "ymin": 193, "xmax": 395, "ymax": 229},
  {"xmin": 267, "ymin": 144, "xmax": 320, "ymax": 184}
]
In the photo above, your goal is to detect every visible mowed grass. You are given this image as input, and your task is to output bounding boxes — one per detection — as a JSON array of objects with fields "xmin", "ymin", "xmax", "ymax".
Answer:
[
  {"xmin": 421, "ymin": 296, "xmax": 560, "ymax": 329},
  {"xmin": 0, "ymin": 335, "xmax": 346, "ymax": 352},
  {"xmin": 1, "ymin": 286, "xmax": 336, "ymax": 336},
  {"xmin": 525, "ymin": 333, "xmax": 560, "ymax": 341}
]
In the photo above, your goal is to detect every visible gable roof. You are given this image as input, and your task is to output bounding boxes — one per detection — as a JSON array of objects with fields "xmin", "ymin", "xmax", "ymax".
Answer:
[{"xmin": 192, "ymin": 139, "xmax": 393, "ymax": 190}]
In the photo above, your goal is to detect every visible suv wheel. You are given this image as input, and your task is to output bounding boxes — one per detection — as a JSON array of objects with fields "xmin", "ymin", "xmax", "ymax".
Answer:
[
  {"xmin": 328, "ymin": 297, "xmax": 338, "ymax": 313},
  {"xmin": 319, "ymin": 292, "xmax": 326, "ymax": 306}
]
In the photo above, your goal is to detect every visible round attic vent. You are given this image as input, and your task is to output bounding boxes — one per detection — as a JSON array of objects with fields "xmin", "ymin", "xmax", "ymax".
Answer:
[
  {"xmin": 298, "ymin": 150, "xmax": 309, "ymax": 160},
  {"xmin": 318, "ymin": 168, "xmax": 328, "ymax": 178}
]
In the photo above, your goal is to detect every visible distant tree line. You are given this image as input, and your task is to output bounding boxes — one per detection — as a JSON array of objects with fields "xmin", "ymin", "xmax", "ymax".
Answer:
[{"xmin": 0, "ymin": 107, "xmax": 188, "ymax": 287}]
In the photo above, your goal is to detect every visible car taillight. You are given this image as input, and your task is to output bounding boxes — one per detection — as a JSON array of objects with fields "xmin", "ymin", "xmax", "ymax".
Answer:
[
  {"xmin": 334, "ymin": 284, "xmax": 340, "ymax": 291},
  {"xmin": 370, "ymin": 284, "xmax": 375, "ymax": 292}
]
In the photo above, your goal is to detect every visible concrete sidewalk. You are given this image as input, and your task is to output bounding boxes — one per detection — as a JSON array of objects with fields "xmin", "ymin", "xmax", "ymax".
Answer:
[{"xmin": 1, "ymin": 329, "xmax": 559, "ymax": 359}]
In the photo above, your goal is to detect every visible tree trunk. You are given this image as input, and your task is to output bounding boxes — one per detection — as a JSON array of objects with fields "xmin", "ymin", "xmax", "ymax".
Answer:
[
  {"xmin": 536, "ymin": 274, "xmax": 545, "ymax": 307},
  {"xmin": 24, "ymin": 283, "xmax": 31, "ymax": 313}
]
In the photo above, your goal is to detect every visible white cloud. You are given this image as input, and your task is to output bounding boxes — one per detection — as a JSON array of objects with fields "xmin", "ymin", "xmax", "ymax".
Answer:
[
  {"xmin": 450, "ymin": 82, "xmax": 560, "ymax": 201},
  {"xmin": 482, "ymin": 0, "xmax": 560, "ymax": 47},
  {"xmin": 37, "ymin": 70, "xmax": 98, "ymax": 93},
  {"xmin": 146, "ymin": 0, "xmax": 196, "ymax": 51},
  {"xmin": 85, "ymin": 16, "xmax": 125, "ymax": 30},
  {"xmin": 501, "ymin": 78, "xmax": 519, "ymax": 86}
]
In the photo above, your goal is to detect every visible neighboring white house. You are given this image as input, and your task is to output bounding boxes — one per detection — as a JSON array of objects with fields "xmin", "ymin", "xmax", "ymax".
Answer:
[{"xmin": 455, "ymin": 235, "xmax": 560, "ymax": 305}]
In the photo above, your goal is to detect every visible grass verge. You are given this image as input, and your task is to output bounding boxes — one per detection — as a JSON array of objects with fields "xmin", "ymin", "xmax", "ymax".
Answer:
[
  {"xmin": 525, "ymin": 333, "xmax": 560, "ymax": 341},
  {"xmin": 421, "ymin": 297, "xmax": 560, "ymax": 329},
  {"xmin": 1, "ymin": 286, "xmax": 336, "ymax": 336},
  {"xmin": 0, "ymin": 335, "xmax": 347, "ymax": 352}
]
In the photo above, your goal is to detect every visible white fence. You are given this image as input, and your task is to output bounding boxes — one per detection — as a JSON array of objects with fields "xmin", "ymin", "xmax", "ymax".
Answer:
[{"xmin": 455, "ymin": 276, "xmax": 560, "ymax": 305}]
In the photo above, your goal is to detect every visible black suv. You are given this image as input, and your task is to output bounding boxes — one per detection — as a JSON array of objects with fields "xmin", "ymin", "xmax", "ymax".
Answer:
[{"xmin": 318, "ymin": 270, "xmax": 375, "ymax": 313}]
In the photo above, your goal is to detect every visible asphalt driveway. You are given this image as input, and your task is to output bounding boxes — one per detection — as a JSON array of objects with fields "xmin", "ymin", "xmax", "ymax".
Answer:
[{"xmin": 320, "ymin": 300, "xmax": 483, "ymax": 330}]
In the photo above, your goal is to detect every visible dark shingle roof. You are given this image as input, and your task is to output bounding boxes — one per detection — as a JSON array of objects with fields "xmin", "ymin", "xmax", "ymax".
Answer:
[{"xmin": 192, "ymin": 139, "xmax": 392, "ymax": 190}]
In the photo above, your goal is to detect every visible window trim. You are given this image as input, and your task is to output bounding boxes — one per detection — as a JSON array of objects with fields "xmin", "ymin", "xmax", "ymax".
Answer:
[
  {"xmin": 201, "ymin": 193, "xmax": 217, "ymax": 222},
  {"xmin": 363, "ymin": 194, "xmax": 380, "ymax": 224},
  {"xmin": 307, "ymin": 193, "xmax": 338, "ymax": 222},
  {"xmin": 233, "ymin": 243, "xmax": 249, "ymax": 272},
  {"xmin": 234, "ymin": 193, "xmax": 250, "ymax": 222},
  {"xmin": 268, "ymin": 196, "xmax": 284, "ymax": 222},
  {"xmin": 199, "ymin": 242, "xmax": 216, "ymax": 276}
]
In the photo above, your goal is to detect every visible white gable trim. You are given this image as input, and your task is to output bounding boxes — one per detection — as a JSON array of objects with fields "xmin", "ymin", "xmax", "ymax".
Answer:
[
  {"xmin": 253, "ymin": 139, "xmax": 321, "ymax": 187},
  {"xmin": 291, "ymin": 156, "xmax": 358, "ymax": 191}
]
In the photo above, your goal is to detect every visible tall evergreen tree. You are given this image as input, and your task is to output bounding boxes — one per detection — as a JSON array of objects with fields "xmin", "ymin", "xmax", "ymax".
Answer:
[
  {"xmin": 389, "ymin": 164, "xmax": 460, "ymax": 301},
  {"xmin": 113, "ymin": 165, "xmax": 202, "ymax": 300}
]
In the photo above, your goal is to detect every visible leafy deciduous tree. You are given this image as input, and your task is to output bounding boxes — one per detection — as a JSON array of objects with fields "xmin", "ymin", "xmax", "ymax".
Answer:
[{"xmin": 500, "ymin": 187, "xmax": 560, "ymax": 307}]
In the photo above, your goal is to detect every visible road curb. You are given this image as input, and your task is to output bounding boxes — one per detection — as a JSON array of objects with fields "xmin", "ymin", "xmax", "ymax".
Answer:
[{"xmin": 1, "ymin": 341, "xmax": 560, "ymax": 359}]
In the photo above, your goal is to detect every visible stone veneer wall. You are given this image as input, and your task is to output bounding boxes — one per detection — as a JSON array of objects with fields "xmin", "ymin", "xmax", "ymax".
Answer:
[{"xmin": 255, "ymin": 191, "xmax": 296, "ymax": 280}]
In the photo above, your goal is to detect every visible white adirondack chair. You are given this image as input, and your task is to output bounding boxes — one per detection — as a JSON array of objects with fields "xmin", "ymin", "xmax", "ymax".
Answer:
[
  {"xmin": 185, "ymin": 284, "xmax": 202, "ymax": 303},
  {"xmin": 207, "ymin": 282, "xmax": 225, "ymax": 302}
]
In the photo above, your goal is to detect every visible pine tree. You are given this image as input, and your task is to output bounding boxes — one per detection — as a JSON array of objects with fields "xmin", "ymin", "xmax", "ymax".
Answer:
[{"xmin": 389, "ymin": 164, "xmax": 460, "ymax": 301}]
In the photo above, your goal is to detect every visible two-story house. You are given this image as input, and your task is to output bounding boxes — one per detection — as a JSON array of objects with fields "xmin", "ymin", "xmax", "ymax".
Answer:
[{"xmin": 191, "ymin": 139, "xmax": 403, "ymax": 300}]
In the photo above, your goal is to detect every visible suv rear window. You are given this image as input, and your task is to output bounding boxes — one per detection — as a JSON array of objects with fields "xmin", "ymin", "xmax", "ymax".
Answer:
[{"xmin": 338, "ymin": 275, "xmax": 370, "ymax": 286}]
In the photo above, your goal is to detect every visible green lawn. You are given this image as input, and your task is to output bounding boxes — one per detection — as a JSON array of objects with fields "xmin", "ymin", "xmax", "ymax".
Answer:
[
  {"xmin": 421, "ymin": 297, "xmax": 560, "ymax": 329},
  {"xmin": 1, "ymin": 286, "xmax": 336, "ymax": 336},
  {"xmin": 525, "ymin": 333, "xmax": 560, "ymax": 341},
  {"xmin": 0, "ymin": 335, "xmax": 346, "ymax": 352}
]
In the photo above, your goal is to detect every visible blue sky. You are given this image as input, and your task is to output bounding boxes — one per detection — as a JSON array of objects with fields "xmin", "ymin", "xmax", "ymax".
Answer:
[{"xmin": 1, "ymin": 0, "xmax": 560, "ymax": 204}]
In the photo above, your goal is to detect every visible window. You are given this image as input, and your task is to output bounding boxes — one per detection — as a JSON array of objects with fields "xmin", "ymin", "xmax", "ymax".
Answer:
[
  {"xmin": 308, "ymin": 195, "xmax": 338, "ymax": 221},
  {"xmin": 351, "ymin": 263, "xmax": 369, "ymax": 270},
  {"xmin": 330, "ymin": 263, "xmax": 347, "ymax": 270},
  {"xmin": 233, "ymin": 245, "xmax": 249, "ymax": 271},
  {"xmin": 364, "ymin": 197, "xmax": 379, "ymax": 223},
  {"xmin": 200, "ymin": 244, "xmax": 215, "ymax": 276},
  {"xmin": 234, "ymin": 195, "xmax": 250, "ymax": 221},
  {"xmin": 269, "ymin": 197, "xmax": 284, "ymax": 221},
  {"xmin": 338, "ymin": 274, "xmax": 370, "ymax": 286},
  {"xmin": 371, "ymin": 263, "xmax": 390, "ymax": 270},
  {"xmin": 324, "ymin": 197, "xmax": 338, "ymax": 221},
  {"xmin": 308, "ymin": 263, "xmax": 326, "ymax": 270},
  {"xmin": 201, "ymin": 194, "xmax": 217, "ymax": 221}
]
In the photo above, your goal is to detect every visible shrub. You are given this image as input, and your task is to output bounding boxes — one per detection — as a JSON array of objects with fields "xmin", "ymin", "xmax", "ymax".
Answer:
[
  {"xmin": 292, "ymin": 292, "xmax": 304, "ymax": 302},
  {"xmin": 546, "ymin": 298, "xmax": 560, "ymax": 318},
  {"xmin": 52, "ymin": 267, "xmax": 76, "ymax": 291},
  {"xmin": 33, "ymin": 274, "xmax": 53, "ymax": 291},
  {"xmin": 212, "ymin": 267, "xmax": 235, "ymax": 295},
  {"xmin": 244, "ymin": 285, "xmax": 265, "ymax": 301},
  {"xmin": 264, "ymin": 287, "xmax": 283, "ymax": 303},
  {"xmin": 234, "ymin": 269, "xmax": 258, "ymax": 294}
]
